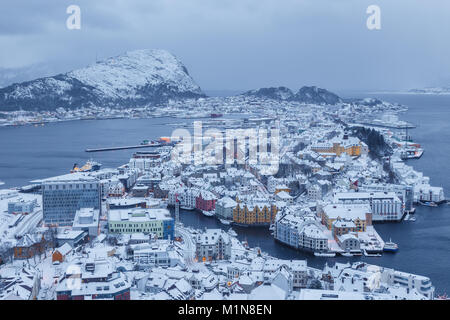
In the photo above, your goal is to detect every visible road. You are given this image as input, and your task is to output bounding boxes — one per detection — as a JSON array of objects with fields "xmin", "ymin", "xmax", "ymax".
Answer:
[
  {"xmin": 176, "ymin": 225, "xmax": 196, "ymax": 266},
  {"xmin": 15, "ymin": 209, "xmax": 43, "ymax": 237}
]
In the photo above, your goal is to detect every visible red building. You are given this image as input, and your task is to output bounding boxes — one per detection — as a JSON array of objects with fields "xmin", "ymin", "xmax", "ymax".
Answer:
[{"xmin": 196, "ymin": 191, "xmax": 217, "ymax": 212}]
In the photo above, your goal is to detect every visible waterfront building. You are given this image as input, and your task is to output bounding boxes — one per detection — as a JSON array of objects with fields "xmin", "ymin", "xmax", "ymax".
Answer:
[
  {"xmin": 42, "ymin": 173, "xmax": 101, "ymax": 226},
  {"xmin": 195, "ymin": 191, "xmax": 217, "ymax": 212},
  {"xmin": 414, "ymin": 184, "xmax": 445, "ymax": 203},
  {"xmin": 233, "ymin": 201, "xmax": 278, "ymax": 226},
  {"xmin": 215, "ymin": 196, "xmax": 237, "ymax": 220},
  {"xmin": 336, "ymin": 233, "xmax": 360, "ymax": 252},
  {"xmin": 195, "ymin": 229, "xmax": 232, "ymax": 262},
  {"xmin": 168, "ymin": 187, "xmax": 198, "ymax": 210},
  {"xmin": 359, "ymin": 183, "xmax": 414, "ymax": 212},
  {"xmin": 275, "ymin": 214, "xmax": 328, "ymax": 252},
  {"xmin": 108, "ymin": 208, "xmax": 174, "ymax": 240},
  {"xmin": 319, "ymin": 203, "xmax": 372, "ymax": 231},
  {"xmin": 334, "ymin": 192, "xmax": 403, "ymax": 221}
]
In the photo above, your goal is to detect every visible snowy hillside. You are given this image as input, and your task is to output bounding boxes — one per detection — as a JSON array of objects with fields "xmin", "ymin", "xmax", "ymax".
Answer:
[
  {"xmin": 0, "ymin": 49, "xmax": 205, "ymax": 111},
  {"xmin": 242, "ymin": 85, "xmax": 342, "ymax": 105}
]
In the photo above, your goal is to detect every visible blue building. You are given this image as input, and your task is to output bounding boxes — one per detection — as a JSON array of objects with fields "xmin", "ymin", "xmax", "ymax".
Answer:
[{"xmin": 42, "ymin": 173, "xmax": 101, "ymax": 226}]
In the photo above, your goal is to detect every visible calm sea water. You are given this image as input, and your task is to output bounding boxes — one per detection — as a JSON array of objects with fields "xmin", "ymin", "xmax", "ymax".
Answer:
[{"xmin": 0, "ymin": 94, "xmax": 449, "ymax": 294}]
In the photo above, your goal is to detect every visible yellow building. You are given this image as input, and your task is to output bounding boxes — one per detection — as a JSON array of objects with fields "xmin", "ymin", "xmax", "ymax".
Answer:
[
  {"xmin": 319, "ymin": 203, "xmax": 372, "ymax": 231},
  {"xmin": 233, "ymin": 202, "xmax": 277, "ymax": 226},
  {"xmin": 311, "ymin": 135, "xmax": 362, "ymax": 157}
]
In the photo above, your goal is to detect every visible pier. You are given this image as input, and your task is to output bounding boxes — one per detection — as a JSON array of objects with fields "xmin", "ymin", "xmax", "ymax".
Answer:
[{"xmin": 85, "ymin": 143, "xmax": 163, "ymax": 153}]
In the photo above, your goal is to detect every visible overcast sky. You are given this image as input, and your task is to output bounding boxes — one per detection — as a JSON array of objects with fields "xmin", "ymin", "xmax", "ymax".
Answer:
[{"xmin": 0, "ymin": 0, "xmax": 449, "ymax": 92}]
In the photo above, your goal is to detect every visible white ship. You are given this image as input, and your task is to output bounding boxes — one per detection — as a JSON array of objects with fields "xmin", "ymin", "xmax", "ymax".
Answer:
[
  {"xmin": 340, "ymin": 252, "xmax": 353, "ymax": 257},
  {"xmin": 219, "ymin": 218, "xmax": 232, "ymax": 225},
  {"xmin": 202, "ymin": 210, "xmax": 215, "ymax": 217},
  {"xmin": 314, "ymin": 252, "xmax": 336, "ymax": 257}
]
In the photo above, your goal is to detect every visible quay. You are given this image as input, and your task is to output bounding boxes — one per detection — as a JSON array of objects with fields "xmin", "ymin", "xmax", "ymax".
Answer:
[{"xmin": 85, "ymin": 143, "xmax": 163, "ymax": 153}]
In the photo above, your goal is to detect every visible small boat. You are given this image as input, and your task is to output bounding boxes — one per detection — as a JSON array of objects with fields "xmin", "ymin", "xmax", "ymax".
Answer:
[
  {"xmin": 409, "ymin": 216, "xmax": 416, "ymax": 222},
  {"xmin": 202, "ymin": 210, "xmax": 215, "ymax": 217},
  {"xmin": 314, "ymin": 252, "xmax": 336, "ymax": 257},
  {"xmin": 383, "ymin": 239, "xmax": 399, "ymax": 253},
  {"xmin": 340, "ymin": 252, "xmax": 353, "ymax": 257},
  {"xmin": 363, "ymin": 249, "xmax": 382, "ymax": 257},
  {"xmin": 419, "ymin": 201, "xmax": 438, "ymax": 207},
  {"xmin": 219, "ymin": 218, "xmax": 232, "ymax": 225},
  {"xmin": 227, "ymin": 229, "xmax": 238, "ymax": 237},
  {"xmin": 180, "ymin": 206, "xmax": 195, "ymax": 211}
]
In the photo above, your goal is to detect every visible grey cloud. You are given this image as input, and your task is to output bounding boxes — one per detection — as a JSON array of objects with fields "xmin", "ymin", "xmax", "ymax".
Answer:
[{"xmin": 0, "ymin": 0, "xmax": 449, "ymax": 91}]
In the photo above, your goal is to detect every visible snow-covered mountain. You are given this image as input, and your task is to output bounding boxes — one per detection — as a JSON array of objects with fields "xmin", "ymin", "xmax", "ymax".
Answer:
[
  {"xmin": 0, "ymin": 49, "xmax": 205, "ymax": 111},
  {"xmin": 242, "ymin": 85, "xmax": 342, "ymax": 105}
]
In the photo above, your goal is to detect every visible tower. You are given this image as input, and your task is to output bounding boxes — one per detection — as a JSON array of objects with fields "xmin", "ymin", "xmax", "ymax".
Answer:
[{"xmin": 175, "ymin": 193, "xmax": 180, "ymax": 225}]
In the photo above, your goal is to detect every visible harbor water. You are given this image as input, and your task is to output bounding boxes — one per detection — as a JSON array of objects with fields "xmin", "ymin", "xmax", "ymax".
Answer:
[{"xmin": 0, "ymin": 94, "xmax": 449, "ymax": 294}]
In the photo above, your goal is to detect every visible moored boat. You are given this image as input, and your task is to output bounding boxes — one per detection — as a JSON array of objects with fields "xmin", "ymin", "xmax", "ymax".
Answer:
[
  {"xmin": 419, "ymin": 201, "xmax": 438, "ymax": 207},
  {"xmin": 340, "ymin": 252, "xmax": 353, "ymax": 257},
  {"xmin": 202, "ymin": 210, "xmax": 215, "ymax": 217},
  {"xmin": 383, "ymin": 239, "xmax": 399, "ymax": 253},
  {"xmin": 219, "ymin": 218, "xmax": 232, "ymax": 225},
  {"xmin": 314, "ymin": 252, "xmax": 336, "ymax": 257}
]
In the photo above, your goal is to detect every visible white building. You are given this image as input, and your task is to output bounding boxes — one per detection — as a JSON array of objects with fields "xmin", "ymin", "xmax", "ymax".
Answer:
[{"xmin": 334, "ymin": 192, "xmax": 404, "ymax": 221}]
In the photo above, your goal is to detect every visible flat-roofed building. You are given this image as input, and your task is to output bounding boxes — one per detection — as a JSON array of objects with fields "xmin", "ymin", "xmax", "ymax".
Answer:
[
  {"xmin": 108, "ymin": 208, "xmax": 174, "ymax": 240},
  {"xmin": 334, "ymin": 191, "xmax": 403, "ymax": 222},
  {"xmin": 41, "ymin": 173, "xmax": 101, "ymax": 226}
]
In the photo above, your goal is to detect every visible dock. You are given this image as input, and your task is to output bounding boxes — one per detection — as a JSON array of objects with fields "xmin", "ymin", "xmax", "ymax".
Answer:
[{"xmin": 85, "ymin": 143, "xmax": 163, "ymax": 153}]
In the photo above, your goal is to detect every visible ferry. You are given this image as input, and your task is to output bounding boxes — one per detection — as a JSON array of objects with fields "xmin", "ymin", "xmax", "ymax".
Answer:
[
  {"xmin": 314, "ymin": 252, "xmax": 336, "ymax": 257},
  {"xmin": 219, "ymin": 218, "xmax": 232, "ymax": 225},
  {"xmin": 71, "ymin": 159, "xmax": 102, "ymax": 173},
  {"xmin": 383, "ymin": 239, "xmax": 399, "ymax": 253},
  {"xmin": 202, "ymin": 210, "xmax": 215, "ymax": 217}
]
